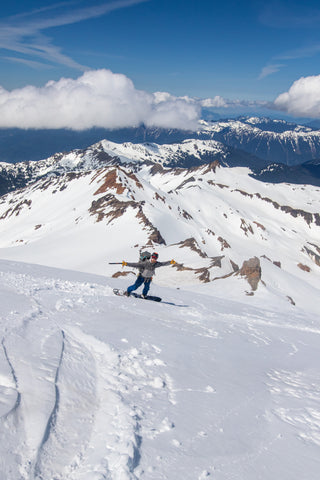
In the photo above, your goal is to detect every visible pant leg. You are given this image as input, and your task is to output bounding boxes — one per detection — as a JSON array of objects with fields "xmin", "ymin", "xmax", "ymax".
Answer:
[
  {"xmin": 127, "ymin": 275, "xmax": 144, "ymax": 294},
  {"xmin": 142, "ymin": 278, "xmax": 152, "ymax": 296}
]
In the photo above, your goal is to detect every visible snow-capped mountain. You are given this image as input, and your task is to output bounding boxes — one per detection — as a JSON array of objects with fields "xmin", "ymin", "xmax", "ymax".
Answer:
[
  {"xmin": 199, "ymin": 117, "xmax": 320, "ymax": 166},
  {"xmin": 2, "ymin": 132, "xmax": 319, "ymax": 200},
  {"xmin": 2, "ymin": 116, "xmax": 320, "ymax": 168},
  {"xmin": 0, "ymin": 138, "xmax": 264, "ymax": 196},
  {"xmin": 0, "ymin": 141, "xmax": 319, "ymax": 313}
]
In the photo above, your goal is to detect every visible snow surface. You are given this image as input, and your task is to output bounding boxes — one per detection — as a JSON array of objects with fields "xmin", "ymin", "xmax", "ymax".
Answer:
[
  {"xmin": 0, "ymin": 135, "xmax": 320, "ymax": 477},
  {"xmin": 1, "ymin": 259, "xmax": 320, "ymax": 479},
  {"xmin": 99, "ymin": 139, "xmax": 228, "ymax": 166}
]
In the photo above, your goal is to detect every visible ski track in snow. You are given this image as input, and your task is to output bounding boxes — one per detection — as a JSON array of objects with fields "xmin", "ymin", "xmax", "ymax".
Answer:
[
  {"xmin": 0, "ymin": 263, "xmax": 320, "ymax": 479},
  {"xmin": 0, "ymin": 269, "xmax": 178, "ymax": 479}
]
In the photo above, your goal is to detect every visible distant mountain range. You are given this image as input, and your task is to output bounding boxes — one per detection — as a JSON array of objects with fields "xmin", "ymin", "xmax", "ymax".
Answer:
[
  {"xmin": 202, "ymin": 117, "xmax": 320, "ymax": 167},
  {"xmin": 1, "ymin": 135, "xmax": 320, "ymax": 197},
  {"xmin": 2, "ymin": 117, "xmax": 320, "ymax": 171}
]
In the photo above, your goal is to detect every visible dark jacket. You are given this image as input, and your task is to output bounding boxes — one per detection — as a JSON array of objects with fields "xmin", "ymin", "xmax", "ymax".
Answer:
[{"xmin": 126, "ymin": 260, "xmax": 172, "ymax": 278}]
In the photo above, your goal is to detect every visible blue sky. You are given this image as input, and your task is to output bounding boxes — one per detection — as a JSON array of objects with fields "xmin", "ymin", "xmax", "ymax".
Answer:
[{"xmin": 0, "ymin": 0, "xmax": 320, "ymax": 129}]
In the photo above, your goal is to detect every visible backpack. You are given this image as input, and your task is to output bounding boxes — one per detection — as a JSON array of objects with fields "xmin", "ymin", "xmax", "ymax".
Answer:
[{"xmin": 139, "ymin": 251, "xmax": 151, "ymax": 261}]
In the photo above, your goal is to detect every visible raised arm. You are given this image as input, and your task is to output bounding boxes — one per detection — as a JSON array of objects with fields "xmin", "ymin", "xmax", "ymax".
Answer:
[
  {"xmin": 123, "ymin": 261, "xmax": 144, "ymax": 268},
  {"xmin": 155, "ymin": 260, "xmax": 176, "ymax": 268}
]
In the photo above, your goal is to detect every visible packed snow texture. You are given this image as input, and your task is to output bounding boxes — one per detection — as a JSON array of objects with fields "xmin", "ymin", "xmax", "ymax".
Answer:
[{"xmin": 0, "ymin": 260, "xmax": 320, "ymax": 479}]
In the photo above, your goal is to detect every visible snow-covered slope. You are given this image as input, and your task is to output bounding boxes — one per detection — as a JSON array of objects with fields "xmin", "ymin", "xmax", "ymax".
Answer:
[
  {"xmin": 0, "ymin": 259, "xmax": 320, "ymax": 479},
  {"xmin": 98, "ymin": 138, "xmax": 236, "ymax": 168},
  {"xmin": 0, "ymin": 147, "xmax": 319, "ymax": 313}
]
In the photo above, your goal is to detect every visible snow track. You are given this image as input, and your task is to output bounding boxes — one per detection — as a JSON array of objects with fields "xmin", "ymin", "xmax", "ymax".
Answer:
[
  {"xmin": 35, "ymin": 326, "xmax": 144, "ymax": 480},
  {"xmin": 1, "ymin": 259, "xmax": 320, "ymax": 479},
  {"xmin": 1, "ymin": 320, "xmax": 144, "ymax": 480},
  {"xmin": 0, "ymin": 265, "xmax": 172, "ymax": 479}
]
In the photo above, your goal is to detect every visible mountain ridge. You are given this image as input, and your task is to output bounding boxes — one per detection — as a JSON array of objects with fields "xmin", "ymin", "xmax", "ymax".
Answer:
[
  {"xmin": 1, "ymin": 135, "xmax": 320, "ymax": 202},
  {"xmin": 2, "ymin": 116, "xmax": 320, "ymax": 168}
]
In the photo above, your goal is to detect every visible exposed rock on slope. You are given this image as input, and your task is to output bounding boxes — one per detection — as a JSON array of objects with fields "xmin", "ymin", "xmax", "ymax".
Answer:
[{"xmin": 238, "ymin": 257, "xmax": 262, "ymax": 291}]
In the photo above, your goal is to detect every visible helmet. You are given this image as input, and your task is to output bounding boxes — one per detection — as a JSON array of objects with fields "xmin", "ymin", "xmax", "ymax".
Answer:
[{"xmin": 151, "ymin": 252, "xmax": 158, "ymax": 260}]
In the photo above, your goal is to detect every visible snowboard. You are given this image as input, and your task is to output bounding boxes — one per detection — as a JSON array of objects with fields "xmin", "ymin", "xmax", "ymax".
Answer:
[{"xmin": 113, "ymin": 288, "xmax": 162, "ymax": 302}]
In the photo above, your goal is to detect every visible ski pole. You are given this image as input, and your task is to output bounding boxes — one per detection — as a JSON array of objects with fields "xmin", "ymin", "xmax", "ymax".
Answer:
[{"xmin": 108, "ymin": 262, "xmax": 123, "ymax": 265}]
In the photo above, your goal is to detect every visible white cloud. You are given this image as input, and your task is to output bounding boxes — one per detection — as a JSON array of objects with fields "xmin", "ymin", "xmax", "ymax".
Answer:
[
  {"xmin": 258, "ymin": 64, "xmax": 285, "ymax": 80},
  {"xmin": 275, "ymin": 43, "xmax": 320, "ymax": 61},
  {"xmin": 274, "ymin": 75, "xmax": 320, "ymax": 118},
  {"xmin": 200, "ymin": 96, "xmax": 267, "ymax": 110},
  {"xmin": 0, "ymin": 68, "xmax": 279, "ymax": 131},
  {"xmin": 4, "ymin": 56, "xmax": 54, "ymax": 69},
  {"xmin": 0, "ymin": 69, "xmax": 201, "ymax": 130},
  {"xmin": 200, "ymin": 96, "xmax": 228, "ymax": 108}
]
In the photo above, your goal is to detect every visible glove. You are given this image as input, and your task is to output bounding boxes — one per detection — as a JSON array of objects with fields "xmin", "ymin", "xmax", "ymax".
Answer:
[
  {"xmin": 122, "ymin": 261, "xmax": 127, "ymax": 267},
  {"xmin": 170, "ymin": 259, "xmax": 176, "ymax": 264}
]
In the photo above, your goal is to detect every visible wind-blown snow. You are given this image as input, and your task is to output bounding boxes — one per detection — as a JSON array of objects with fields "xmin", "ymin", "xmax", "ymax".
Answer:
[{"xmin": 0, "ymin": 259, "xmax": 320, "ymax": 479}]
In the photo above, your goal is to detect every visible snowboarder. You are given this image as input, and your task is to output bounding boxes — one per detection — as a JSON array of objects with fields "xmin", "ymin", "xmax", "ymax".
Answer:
[{"xmin": 122, "ymin": 252, "xmax": 176, "ymax": 298}]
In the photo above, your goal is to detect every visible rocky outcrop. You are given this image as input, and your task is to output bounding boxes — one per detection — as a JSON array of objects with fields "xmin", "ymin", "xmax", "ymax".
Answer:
[
  {"xmin": 240, "ymin": 219, "xmax": 254, "ymax": 236},
  {"xmin": 136, "ymin": 208, "xmax": 166, "ymax": 245},
  {"xmin": 238, "ymin": 257, "xmax": 261, "ymax": 291},
  {"xmin": 298, "ymin": 263, "xmax": 311, "ymax": 272},
  {"xmin": 217, "ymin": 237, "xmax": 231, "ymax": 250},
  {"xmin": 304, "ymin": 243, "xmax": 320, "ymax": 267},
  {"xmin": 89, "ymin": 195, "xmax": 135, "ymax": 223},
  {"xmin": 172, "ymin": 254, "xmax": 225, "ymax": 283},
  {"xmin": 254, "ymin": 193, "xmax": 320, "ymax": 226},
  {"xmin": 175, "ymin": 237, "xmax": 208, "ymax": 258},
  {"xmin": 0, "ymin": 199, "xmax": 32, "ymax": 219},
  {"xmin": 94, "ymin": 169, "xmax": 126, "ymax": 195}
]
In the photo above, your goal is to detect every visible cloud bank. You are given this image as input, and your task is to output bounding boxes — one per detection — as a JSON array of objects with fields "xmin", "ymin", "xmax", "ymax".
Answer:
[
  {"xmin": 274, "ymin": 75, "xmax": 320, "ymax": 118},
  {"xmin": 200, "ymin": 96, "xmax": 267, "ymax": 110},
  {"xmin": 0, "ymin": 69, "xmax": 201, "ymax": 130},
  {"xmin": 4, "ymin": 69, "xmax": 319, "ymax": 131}
]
